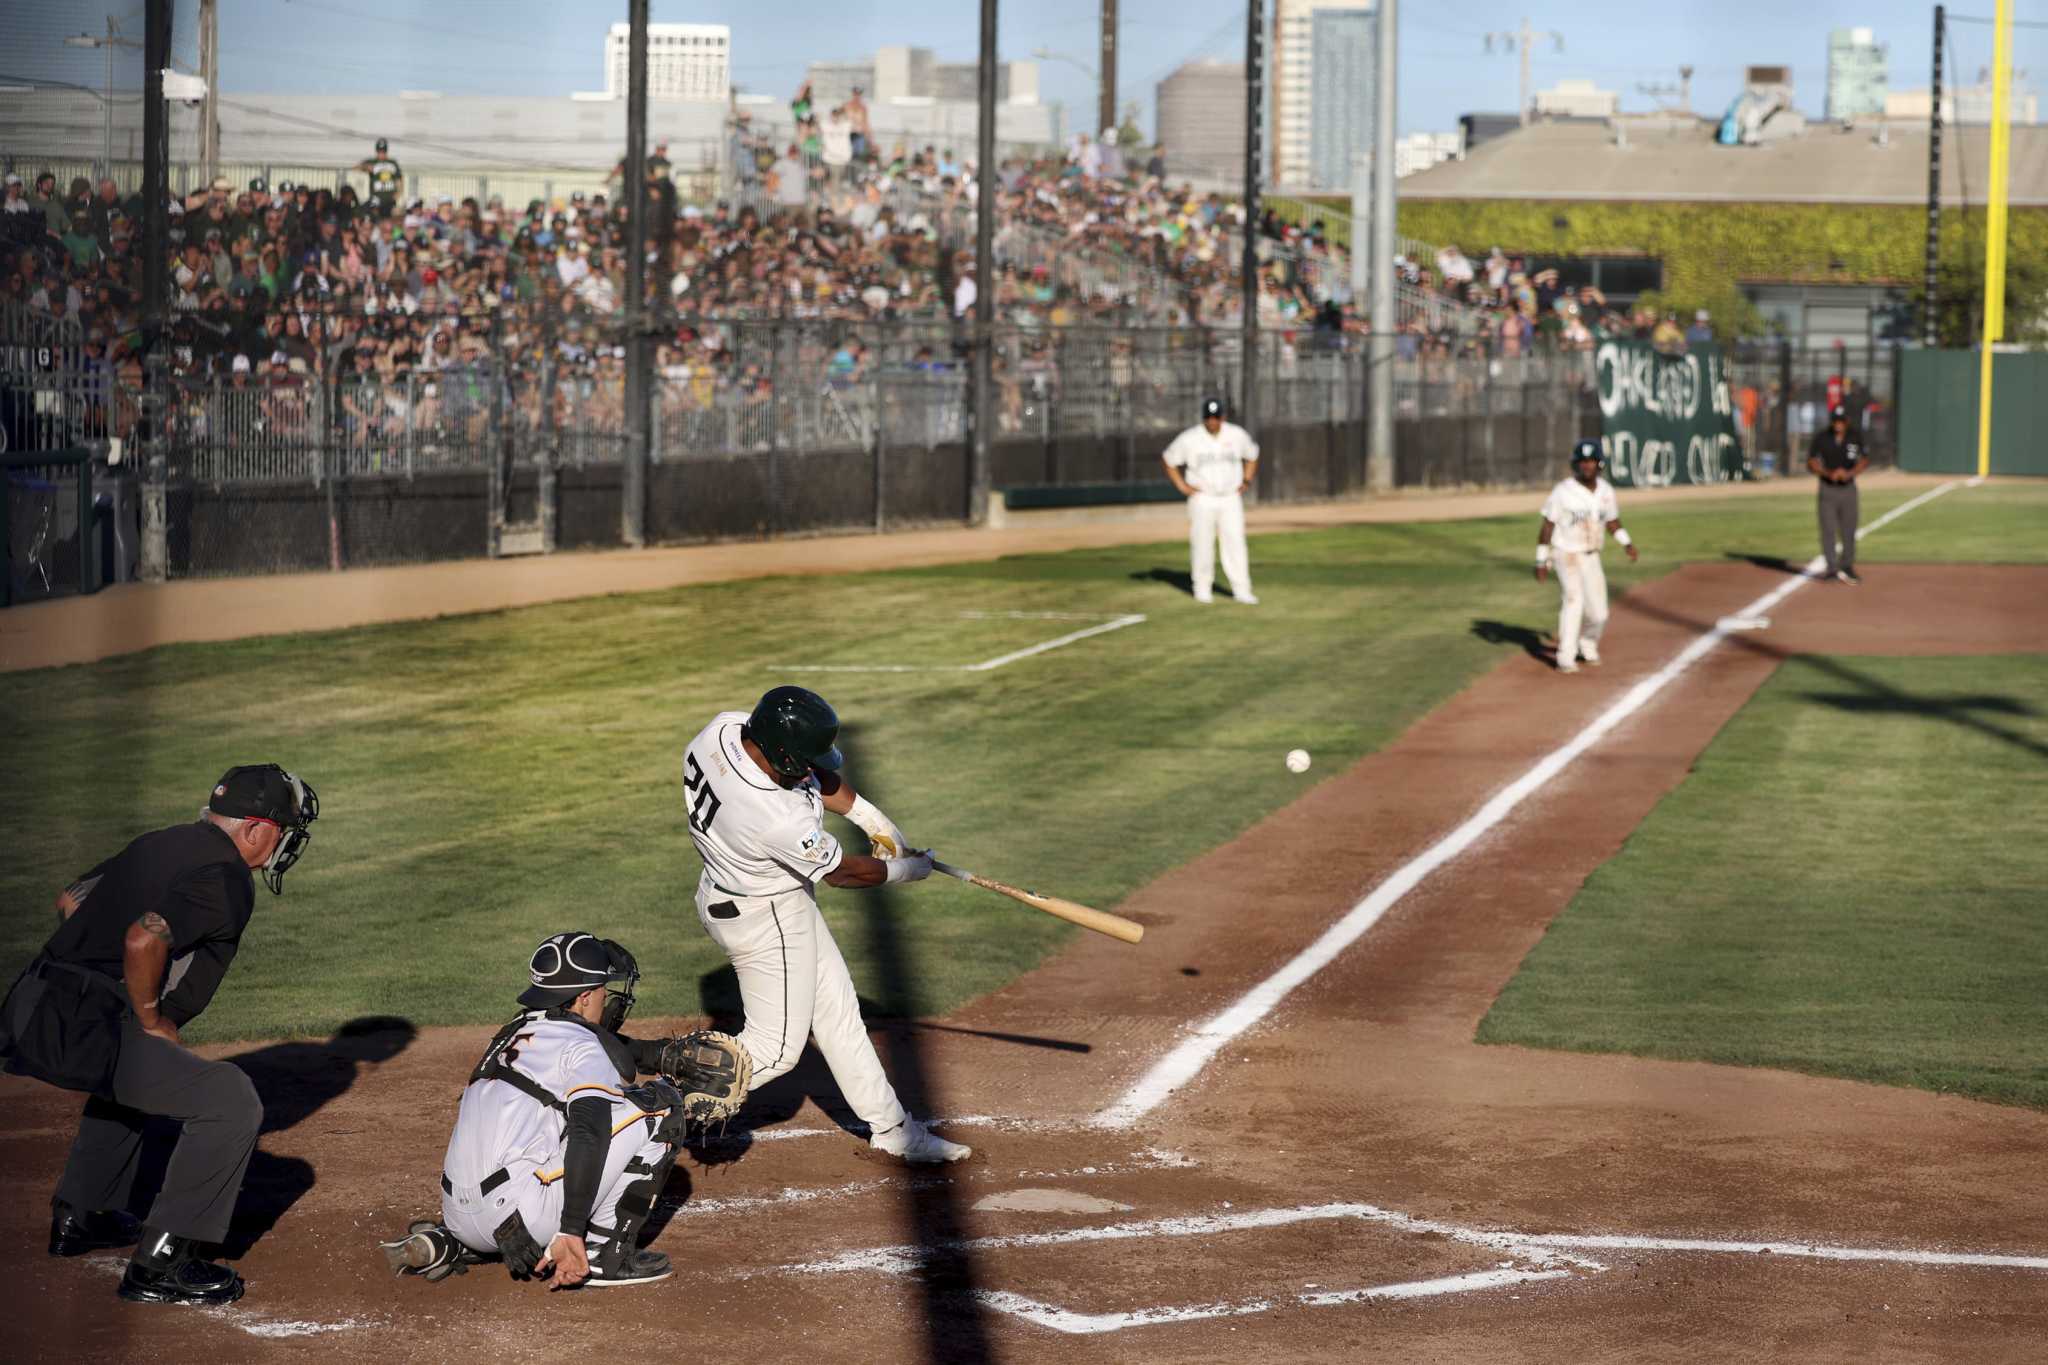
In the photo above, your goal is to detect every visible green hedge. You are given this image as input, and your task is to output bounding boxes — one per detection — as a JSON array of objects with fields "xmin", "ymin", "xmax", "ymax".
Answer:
[{"xmin": 1301, "ymin": 195, "xmax": 2048, "ymax": 338}]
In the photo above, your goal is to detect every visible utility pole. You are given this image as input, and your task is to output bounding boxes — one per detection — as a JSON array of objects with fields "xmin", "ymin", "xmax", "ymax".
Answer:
[
  {"xmin": 620, "ymin": 0, "xmax": 649, "ymax": 549},
  {"xmin": 1637, "ymin": 64, "xmax": 1695, "ymax": 114},
  {"xmin": 1484, "ymin": 17, "xmax": 1564, "ymax": 125},
  {"xmin": 199, "ymin": 0, "xmax": 219, "ymax": 180},
  {"xmin": 1239, "ymin": 0, "xmax": 1264, "ymax": 436},
  {"xmin": 1367, "ymin": 0, "xmax": 1396, "ymax": 492},
  {"xmin": 970, "ymin": 0, "xmax": 997, "ymax": 523},
  {"xmin": 1099, "ymin": 0, "xmax": 1117, "ymax": 139},
  {"xmin": 1925, "ymin": 5, "xmax": 1944, "ymax": 347}
]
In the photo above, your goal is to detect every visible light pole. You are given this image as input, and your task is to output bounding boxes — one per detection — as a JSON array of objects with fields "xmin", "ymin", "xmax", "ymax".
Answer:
[
  {"xmin": 1032, "ymin": 48, "xmax": 1102, "ymax": 142},
  {"xmin": 66, "ymin": 19, "xmax": 143, "ymax": 180}
]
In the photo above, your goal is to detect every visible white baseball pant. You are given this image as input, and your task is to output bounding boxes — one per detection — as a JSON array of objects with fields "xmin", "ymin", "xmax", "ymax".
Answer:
[
  {"xmin": 441, "ymin": 1118, "xmax": 671, "ymax": 1258},
  {"xmin": 1554, "ymin": 548, "xmax": 1609, "ymax": 666},
  {"xmin": 695, "ymin": 881, "xmax": 907, "ymax": 1136},
  {"xmin": 1188, "ymin": 490, "xmax": 1253, "ymax": 602}
]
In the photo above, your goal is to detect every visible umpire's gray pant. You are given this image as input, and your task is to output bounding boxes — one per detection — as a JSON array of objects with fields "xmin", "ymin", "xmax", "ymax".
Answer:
[
  {"xmin": 1818, "ymin": 480, "xmax": 1860, "ymax": 574},
  {"xmin": 53, "ymin": 1019, "xmax": 263, "ymax": 1245}
]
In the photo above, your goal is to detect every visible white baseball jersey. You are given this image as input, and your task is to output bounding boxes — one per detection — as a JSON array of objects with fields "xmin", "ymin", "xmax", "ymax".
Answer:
[
  {"xmin": 681, "ymin": 711, "xmax": 844, "ymax": 899},
  {"xmin": 442, "ymin": 1012, "xmax": 634, "ymax": 1188},
  {"xmin": 1163, "ymin": 421, "xmax": 1259, "ymax": 495},
  {"xmin": 1540, "ymin": 476, "xmax": 1621, "ymax": 554}
]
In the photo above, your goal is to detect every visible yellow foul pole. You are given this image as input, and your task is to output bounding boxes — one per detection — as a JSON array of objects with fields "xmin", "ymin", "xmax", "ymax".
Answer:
[{"xmin": 1976, "ymin": 0, "xmax": 2014, "ymax": 478}]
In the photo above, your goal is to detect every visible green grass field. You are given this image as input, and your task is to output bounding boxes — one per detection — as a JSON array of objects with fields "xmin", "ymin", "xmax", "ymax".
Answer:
[
  {"xmin": 3, "ymin": 478, "xmax": 2039, "ymax": 1048},
  {"xmin": 1478, "ymin": 652, "xmax": 2048, "ymax": 1109}
]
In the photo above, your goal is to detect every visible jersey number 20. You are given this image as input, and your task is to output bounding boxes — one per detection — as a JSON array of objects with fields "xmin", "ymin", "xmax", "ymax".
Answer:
[{"xmin": 684, "ymin": 753, "xmax": 722, "ymax": 834}]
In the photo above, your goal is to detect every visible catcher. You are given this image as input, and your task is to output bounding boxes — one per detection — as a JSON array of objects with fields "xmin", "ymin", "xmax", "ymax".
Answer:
[{"xmin": 379, "ymin": 931, "xmax": 748, "ymax": 1289}]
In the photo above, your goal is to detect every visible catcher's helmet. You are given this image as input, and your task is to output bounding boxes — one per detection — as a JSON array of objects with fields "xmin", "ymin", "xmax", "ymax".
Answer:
[
  {"xmin": 1570, "ymin": 439, "xmax": 1603, "ymax": 466},
  {"xmin": 519, "ymin": 931, "xmax": 639, "ymax": 1030},
  {"xmin": 744, "ymin": 686, "xmax": 844, "ymax": 782}
]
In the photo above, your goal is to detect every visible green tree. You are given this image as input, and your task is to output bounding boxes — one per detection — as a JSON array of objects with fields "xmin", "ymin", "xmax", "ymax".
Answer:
[{"xmin": 1911, "ymin": 254, "xmax": 2048, "ymax": 347}]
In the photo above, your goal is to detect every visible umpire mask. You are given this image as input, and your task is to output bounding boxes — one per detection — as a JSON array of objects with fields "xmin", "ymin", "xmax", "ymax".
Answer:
[{"xmin": 209, "ymin": 764, "xmax": 320, "ymax": 895}]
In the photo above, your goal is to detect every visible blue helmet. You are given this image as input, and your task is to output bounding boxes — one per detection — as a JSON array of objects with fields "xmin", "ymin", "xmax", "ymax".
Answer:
[{"xmin": 1570, "ymin": 439, "xmax": 1603, "ymax": 467}]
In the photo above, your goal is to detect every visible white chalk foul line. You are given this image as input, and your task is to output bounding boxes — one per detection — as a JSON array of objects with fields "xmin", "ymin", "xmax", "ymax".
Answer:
[
  {"xmin": 1094, "ymin": 480, "xmax": 1965, "ymax": 1128},
  {"xmin": 976, "ymin": 1268, "xmax": 1570, "ymax": 1335},
  {"xmin": 770, "ymin": 613, "xmax": 1147, "ymax": 674}
]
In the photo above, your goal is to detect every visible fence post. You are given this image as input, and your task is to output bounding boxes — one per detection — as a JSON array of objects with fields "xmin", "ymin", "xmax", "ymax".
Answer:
[
  {"xmin": 320, "ymin": 379, "xmax": 340, "ymax": 570},
  {"xmin": 872, "ymin": 374, "xmax": 885, "ymax": 532},
  {"xmin": 138, "ymin": 361, "xmax": 169, "ymax": 582}
]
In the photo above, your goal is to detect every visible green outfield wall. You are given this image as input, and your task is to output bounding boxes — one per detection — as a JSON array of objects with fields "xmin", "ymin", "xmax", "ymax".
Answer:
[{"xmin": 1899, "ymin": 350, "xmax": 2048, "ymax": 476}]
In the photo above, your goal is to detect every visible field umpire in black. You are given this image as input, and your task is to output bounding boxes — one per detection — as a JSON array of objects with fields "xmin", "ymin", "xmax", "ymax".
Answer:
[
  {"xmin": 0, "ymin": 764, "xmax": 319, "ymax": 1305},
  {"xmin": 1807, "ymin": 402, "xmax": 1870, "ymax": 584}
]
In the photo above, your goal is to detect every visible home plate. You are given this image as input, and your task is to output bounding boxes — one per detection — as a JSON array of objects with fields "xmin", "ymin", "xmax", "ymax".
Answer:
[{"xmin": 1717, "ymin": 616, "xmax": 1772, "ymax": 631}]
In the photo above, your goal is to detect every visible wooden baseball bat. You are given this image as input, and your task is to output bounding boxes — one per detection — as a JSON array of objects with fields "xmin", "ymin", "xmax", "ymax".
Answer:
[{"xmin": 930, "ymin": 859, "xmax": 1144, "ymax": 944}]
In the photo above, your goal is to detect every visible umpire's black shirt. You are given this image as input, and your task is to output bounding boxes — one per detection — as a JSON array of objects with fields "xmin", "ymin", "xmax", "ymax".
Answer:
[
  {"xmin": 1808, "ymin": 428, "xmax": 1866, "ymax": 482},
  {"xmin": 42, "ymin": 822, "xmax": 255, "ymax": 1027}
]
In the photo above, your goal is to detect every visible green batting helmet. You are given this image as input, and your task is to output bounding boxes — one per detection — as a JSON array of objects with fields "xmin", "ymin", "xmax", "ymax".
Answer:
[{"xmin": 744, "ymin": 686, "xmax": 844, "ymax": 781}]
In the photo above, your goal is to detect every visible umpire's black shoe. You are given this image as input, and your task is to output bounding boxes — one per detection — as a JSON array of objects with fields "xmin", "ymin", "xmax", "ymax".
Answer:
[
  {"xmin": 49, "ymin": 1202, "xmax": 142, "ymax": 1257},
  {"xmin": 117, "ymin": 1229, "xmax": 245, "ymax": 1305},
  {"xmin": 582, "ymin": 1247, "xmax": 672, "ymax": 1288}
]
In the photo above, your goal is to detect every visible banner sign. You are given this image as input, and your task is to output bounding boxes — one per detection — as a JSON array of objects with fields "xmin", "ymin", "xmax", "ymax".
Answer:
[{"xmin": 1593, "ymin": 339, "xmax": 1747, "ymax": 487}]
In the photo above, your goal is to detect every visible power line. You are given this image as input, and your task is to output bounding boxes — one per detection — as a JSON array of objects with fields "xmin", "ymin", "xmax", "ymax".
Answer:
[{"xmin": 212, "ymin": 95, "xmax": 679, "ymax": 170}]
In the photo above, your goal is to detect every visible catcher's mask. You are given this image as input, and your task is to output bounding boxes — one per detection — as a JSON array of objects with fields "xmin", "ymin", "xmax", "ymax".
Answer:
[
  {"xmin": 518, "ymin": 931, "xmax": 639, "ymax": 1030},
  {"xmin": 208, "ymin": 764, "xmax": 320, "ymax": 895},
  {"xmin": 742, "ymin": 685, "xmax": 844, "ymax": 782}
]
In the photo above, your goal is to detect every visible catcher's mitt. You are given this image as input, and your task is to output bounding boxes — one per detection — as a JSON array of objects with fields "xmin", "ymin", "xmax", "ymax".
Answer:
[{"xmin": 657, "ymin": 1030, "xmax": 753, "ymax": 1123}]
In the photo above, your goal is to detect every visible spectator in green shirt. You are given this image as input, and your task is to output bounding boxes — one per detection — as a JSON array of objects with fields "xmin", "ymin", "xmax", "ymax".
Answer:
[{"xmin": 62, "ymin": 212, "xmax": 103, "ymax": 269}]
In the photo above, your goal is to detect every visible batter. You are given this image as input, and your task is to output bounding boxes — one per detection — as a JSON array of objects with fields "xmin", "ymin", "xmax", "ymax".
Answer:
[
  {"xmin": 681, "ymin": 686, "xmax": 969, "ymax": 1163},
  {"xmin": 1535, "ymin": 440, "xmax": 1639, "ymax": 674}
]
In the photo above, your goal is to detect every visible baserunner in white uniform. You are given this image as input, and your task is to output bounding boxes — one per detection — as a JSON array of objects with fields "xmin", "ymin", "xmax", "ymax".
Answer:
[
  {"xmin": 379, "ymin": 933, "xmax": 748, "ymax": 1290},
  {"xmin": 1535, "ymin": 440, "xmax": 1640, "ymax": 674},
  {"xmin": 1162, "ymin": 397, "xmax": 1260, "ymax": 605},
  {"xmin": 680, "ymin": 686, "xmax": 969, "ymax": 1163}
]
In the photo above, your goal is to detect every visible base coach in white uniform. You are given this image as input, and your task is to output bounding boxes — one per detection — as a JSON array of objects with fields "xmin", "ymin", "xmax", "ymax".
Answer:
[
  {"xmin": 1535, "ymin": 440, "xmax": 1639, "ymax": 674},
  {"xmin": 1162, "ymin": 397, "xmax": 1260, "ymax": 605},
  {"xmin": 680, "ymin": 686, "xmax": 969, "ymax": 1164}
]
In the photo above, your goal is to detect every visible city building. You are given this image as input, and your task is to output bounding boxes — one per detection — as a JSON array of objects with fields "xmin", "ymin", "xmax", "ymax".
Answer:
[
  {"xmin": 1274, "ymin": 0, "xmax": 1374, "ymax": 189},
  {"xmin": 604, "ymin": 22, "xmax": 730, "ymax": 102},
  {"xmin": 802, "ymin": 48, "xmax": 1038, "ymax": 109},
  {"xmin": 1395, "ymin": 130, "xmax": 1463, "ymax": 178},
  {"xmin": 1885, "ymin": 84, "xmax": 2040, "ymax": 125},
  {"xmin": 1826, "ymin": 27, "xmax": 1888, "ymax": 121},
  {"xmin": 1156, "ymin": 60, "xmax": 1247, "ymax": 180},
  {"xmin": 1399, "ymin": 116, "xmax": 2048, "ymax": 349},
  {"xmin": 1532, "ymin": 79, "xmax": 1619, "ymax": 120}
]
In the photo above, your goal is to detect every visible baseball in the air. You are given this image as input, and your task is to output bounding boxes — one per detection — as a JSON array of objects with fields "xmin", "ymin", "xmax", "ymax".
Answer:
[{"xmin": 1285, "ymin": 748, "xmax": 1311, "ymax": 774}]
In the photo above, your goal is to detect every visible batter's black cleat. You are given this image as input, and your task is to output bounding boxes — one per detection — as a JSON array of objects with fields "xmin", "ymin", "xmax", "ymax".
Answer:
[
  {"xmin": 581, "ymin": 1247, "xmax": 673, "ymax": 1288},
  {"xmin": 1837, "ymin": 567, "xmax": 1862, "ymax": 584},
  {"xmin": 117, "ymin": 1229, "xmax": 246, "ymax": 1305},
  {"xmin": 49, "ymin": 1201, "xmax": 142, "ymax": 1257}
]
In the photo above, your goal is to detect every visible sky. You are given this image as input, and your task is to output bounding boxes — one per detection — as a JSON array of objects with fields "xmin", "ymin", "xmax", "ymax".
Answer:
[{"xmin": 14, "ymin": 0, "xmax": 2047, "ymax": 140}]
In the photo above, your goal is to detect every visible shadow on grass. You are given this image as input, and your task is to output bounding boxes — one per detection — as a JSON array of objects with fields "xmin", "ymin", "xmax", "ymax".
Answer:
[
  {"xmin": 1130, "ymin": 567, "xmax": 1195, "ymax": 597},
  {"xmin": 1614, "ymin": 594, "xmax": 2048, "ymax": 762},
  {"xmin": 1471, "ymin": 618, "xmax": 1552, "ymax": 662}
]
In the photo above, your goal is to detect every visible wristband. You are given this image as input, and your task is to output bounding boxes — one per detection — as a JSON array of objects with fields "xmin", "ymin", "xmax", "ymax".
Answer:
[
  {"xmin": 1612, "ymin": 528, "xmax": 1633, "ymax": 547},
  {"xmin": 1534, "ymin": 544, "xmax": 1552, "ymax": 566},
  {"xmin": 845, "ymin": 793, "xmax": 889, "ymax": 840}
]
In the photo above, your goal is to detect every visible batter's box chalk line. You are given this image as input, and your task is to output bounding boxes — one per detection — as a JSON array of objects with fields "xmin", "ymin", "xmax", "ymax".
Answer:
[
  {"xmin": 754, "ymin": 1198, "xmax": 2048, "ymax": 1336},
  {"xmin": 767, "ymin": 611, "xmax": 1146, "ymax": 673}
]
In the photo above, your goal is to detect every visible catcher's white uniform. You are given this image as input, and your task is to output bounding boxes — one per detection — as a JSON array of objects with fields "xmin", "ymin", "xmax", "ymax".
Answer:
[
  {"xmin": 1539, "ymin": 474, "xmax": 1622, "ymax": 668},
  {"xmin": 1162, "ymin": 420, "xmax": 1259, "ymax": 604},
  {"xmin": 680, "ymin": 712, "xmax": 907, "ymax": 1138},
  {"xmin": 438, "ymin": 1012, "xmax": 673, "ymax": 1258}
]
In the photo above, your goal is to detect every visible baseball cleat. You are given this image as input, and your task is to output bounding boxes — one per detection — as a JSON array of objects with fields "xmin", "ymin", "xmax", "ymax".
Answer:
[
  {"xmin": 871, "ymin": 1116, "xmax": 972, "ymax": 1164},
  {"xmin": 1579, "ymin": 650, "xmax": 1602, "ymax": 666},
  {"xmin": 1235, "ymin": 593, "xmax": 1260, "ymax": 605},
  {"xmin": 581, "ymin": 1248, "xmax": 672, "ymax": 1288},
  {"xmin": 117, "ymin": 1231, "xmax": 245, "ymax": 1306},
  {"xmin": 1837, "ymin": 568, "xmax": 1861, "ymax": 584},
  {"xmin": 1556, "ymin": 662, "xmax": 1580, "ymax": 675},
  {"xmin": 1192, "ymin": 593, "xmax": 1214, "ymax": 604},
  {"xmin": 380, "ymin": 1220, "xmax": 477, "ymax": 1281}
]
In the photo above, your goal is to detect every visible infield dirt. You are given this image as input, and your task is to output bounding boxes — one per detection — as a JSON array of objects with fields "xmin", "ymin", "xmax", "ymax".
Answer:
[{"xmin": 5, "ymin": 555, "xmax": 2043, "ymax": 1362}]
